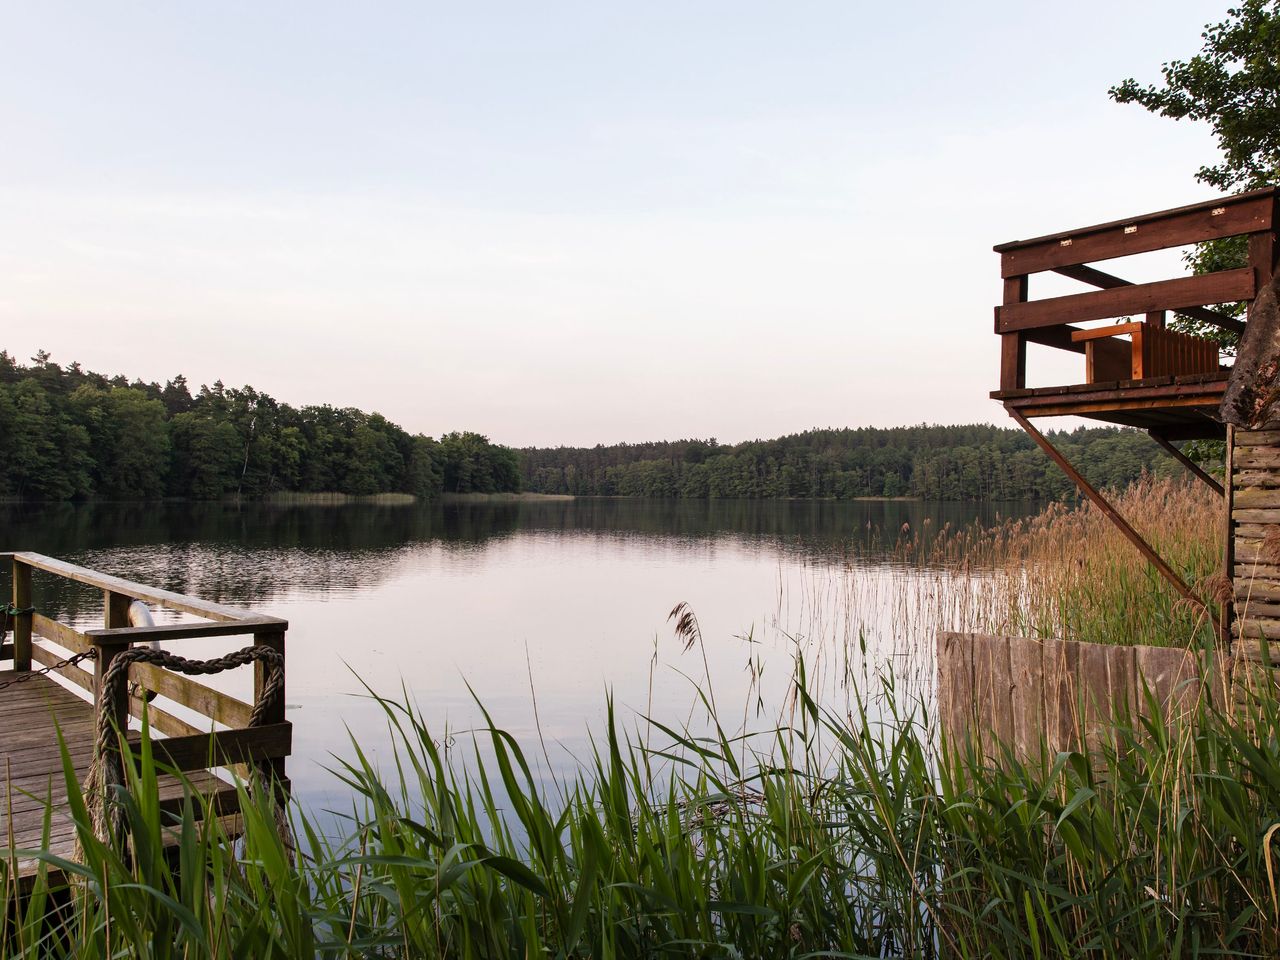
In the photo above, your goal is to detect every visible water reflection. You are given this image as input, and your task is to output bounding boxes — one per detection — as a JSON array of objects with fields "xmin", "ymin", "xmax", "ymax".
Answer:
[{"xmin": 1, "ymin": 498, "xmax": 1037, "ymax": 808}]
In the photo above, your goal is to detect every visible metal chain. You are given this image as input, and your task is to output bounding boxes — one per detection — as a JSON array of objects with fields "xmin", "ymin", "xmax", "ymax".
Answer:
[{"xmin": 0, "ymin": 647, "xmax": 97, "ymax": 693}]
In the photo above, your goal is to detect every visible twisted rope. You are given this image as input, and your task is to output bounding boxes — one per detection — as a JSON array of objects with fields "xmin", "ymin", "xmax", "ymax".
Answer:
[
  {"xmin": 87, "ymin": 644, "xmax": 286, "ymax": 850},
  {"xmin": 96, "ymin": 645, "xmax": 284, "ymax": 751}
]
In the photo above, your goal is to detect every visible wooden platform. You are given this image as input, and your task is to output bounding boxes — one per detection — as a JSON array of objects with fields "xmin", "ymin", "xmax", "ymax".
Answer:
[
  {"xmin": 1, "ymin": 551, "xmax": 291, "ymax": 893},
  {"xmin": 991, "ymin": 371, "xmax": 1230, "ymax": 436},
  {"xmin": 0, "ymin": 672, "xmax": 237, "ymax": 885}
]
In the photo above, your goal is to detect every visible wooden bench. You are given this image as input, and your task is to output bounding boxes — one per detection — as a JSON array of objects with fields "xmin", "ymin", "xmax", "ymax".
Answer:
[{"xmin": 1071, "ymin": 321, "xmax": 1219, "ymax": 384}]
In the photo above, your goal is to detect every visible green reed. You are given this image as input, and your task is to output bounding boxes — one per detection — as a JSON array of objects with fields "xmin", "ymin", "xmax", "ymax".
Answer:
[{"xmin": 2, "ymin": 661, "xmax": 1277, "ymax": 959}]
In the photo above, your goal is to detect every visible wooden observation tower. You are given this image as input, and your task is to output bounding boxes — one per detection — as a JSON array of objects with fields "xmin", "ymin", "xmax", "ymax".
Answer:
[{"xmin": 991, "ymin": 186, "xmax": 1280, "ymax": 672}]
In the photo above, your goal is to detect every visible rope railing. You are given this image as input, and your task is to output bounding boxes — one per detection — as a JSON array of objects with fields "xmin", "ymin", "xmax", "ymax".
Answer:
[{"xmin": 87, "ymin": 644, "xmax": 286, "ymax": 847}]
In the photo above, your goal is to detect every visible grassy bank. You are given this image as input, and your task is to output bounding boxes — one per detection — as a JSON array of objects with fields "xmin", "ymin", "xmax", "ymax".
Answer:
[{"xmin": 5, "ymin": 674, "xmax": 1278, "ymax": 958}]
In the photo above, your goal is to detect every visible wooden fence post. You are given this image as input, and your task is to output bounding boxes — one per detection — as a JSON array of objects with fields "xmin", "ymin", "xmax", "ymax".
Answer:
[
  {"xmin": 96, "ymin": 590, "xmax": 134, "ymax": 735},
  {"xmin": 254, "ymin": 627, "xmax": 288, "ymax": 797},
  {"xmin": 12, "ymin": 558, "xmax": 32, "ymax": 671}
]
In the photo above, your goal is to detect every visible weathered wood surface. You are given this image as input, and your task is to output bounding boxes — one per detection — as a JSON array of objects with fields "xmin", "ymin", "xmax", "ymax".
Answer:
[
  {"xmin": 996, "ymin": 187, "xmax": 1278, "ymax": 277},
  {"xmin": 0, "ymin": 672, "xmax": 237, "ymax": 886},
  {"xmin": 998, "ymin": 269, "xmax": 1255, "ymax": 332},
  {"xmin": 1, "ymin": 552, "xmax": 292, "ymax": 889},
  {"xmin": 937, "ymin": 632, "xmax": 1216, "ymax": 759},
  {"xmin": 992, "ymin": 188, "xmax": 1275, "ymax": 438}
]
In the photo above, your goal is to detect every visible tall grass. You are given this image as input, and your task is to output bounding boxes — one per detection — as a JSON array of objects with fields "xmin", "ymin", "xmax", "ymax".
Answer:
[
  {"xmin": 3, "ymin": 668, "xmax": 1278, "ymax": 958},
  {"xmin": 880, "ymin": 474, "xmax": 1223, "ymax": 648}
]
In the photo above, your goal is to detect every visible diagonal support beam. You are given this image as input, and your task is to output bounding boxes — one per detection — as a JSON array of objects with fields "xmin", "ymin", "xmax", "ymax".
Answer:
[
  {"xmin": 1007, "ymin": 406, "xmax": 1219, "ymax": 632},
  {"xmin": 1147, "ymin": 430, "xmax": 1224, "ymax": 497}
]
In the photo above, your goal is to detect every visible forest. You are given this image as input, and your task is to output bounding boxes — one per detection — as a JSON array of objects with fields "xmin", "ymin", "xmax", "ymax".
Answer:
[
  {"xmin": 0, "ymin": 352, "xmax": 519, "ymax": 500},
  {"xmin": 520, "ymin": 424, "xmax": 1189, "ymax": 501},
  {"xmin": 2, "ymin": 351, "xmax": 1197, "ymax": 503}
]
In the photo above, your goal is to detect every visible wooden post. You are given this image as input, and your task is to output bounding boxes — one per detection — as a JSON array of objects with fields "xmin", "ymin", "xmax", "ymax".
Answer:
[
  {"xmin": 104, "ymin": 590, "xmax": 131, "ymax": 630},
  {"xmin": 253, "ymin": 628, "xmax": 287, "ymax": 796},
  {"xmin": 999, "ymin": 275, "xmax": 1029, "ymax": 391},
  {"xmin": 1247, "ymin": 204, "xmax": 1278, "ymax": 306},
  {"xmin": 96, "ymin": 590, "xmax": 133, "ymax": 734},
  {"xmin": 11, "ymin": 558, "xmax": 31, "ymax": 671}
]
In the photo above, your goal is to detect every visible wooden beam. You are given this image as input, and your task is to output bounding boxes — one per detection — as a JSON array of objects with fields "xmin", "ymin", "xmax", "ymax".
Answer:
[
  {"xmin": 1147, "ymin": 421, "xmax": 1227, "ymax": 442},
  {"xmin": 13, "ymin": 552, "xmax": 287, "ymax": 628},
  {"xmin": 131, "ymin": 723, "xmax": 292, "ymax": 773},
  {"xmin": 1147, "ymin": 430, "xmax": 1224, "ymax": 496},
  {"xmin": 84, "ymin": 620, "xmax": 278, "ymax": 644},
  {"xmin": 1024, "ymin": 324, "xmax": 1087, "ymax": 354},
  {"xmin": 997, "ymin": 188, "xmax": 1278, "ymax": 277},
  {"xmin": 1052, "ymin": 263, "xmax": 1246, "ymax": 335},
  {"xmin": 1007, "ymin": 407, "xmax": 1218, "ymax": 631},
  {"xmin": 997, "ymin": 269, "xmax": 1256, "ymax": 332}
]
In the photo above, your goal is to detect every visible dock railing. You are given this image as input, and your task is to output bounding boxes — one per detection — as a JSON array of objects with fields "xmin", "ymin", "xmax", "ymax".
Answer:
[
  {"xmin": 2, "ymin": 551, "xmax": 290, "ymax": 802},
  {"xmin": 994, "ymin": 186, "xmax": 1278, "ymax": 395}
]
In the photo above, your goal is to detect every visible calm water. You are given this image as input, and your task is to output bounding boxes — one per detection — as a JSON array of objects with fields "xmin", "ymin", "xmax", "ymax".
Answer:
[{"xmin": 1, "ymin": 498, "xmax": 1033, "ymax": 808}]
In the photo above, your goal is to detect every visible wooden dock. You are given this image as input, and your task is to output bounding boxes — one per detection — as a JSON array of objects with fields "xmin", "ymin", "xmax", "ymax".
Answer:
[{"xmin": 0, "ymin": 552, "xmax": 291, "ymax": 888}]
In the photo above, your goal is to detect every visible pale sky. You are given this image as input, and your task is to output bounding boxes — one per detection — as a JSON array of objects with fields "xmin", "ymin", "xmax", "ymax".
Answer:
[{"xmin": 0, "ymin": 1, "xmax": 1231, "ymax": 447}]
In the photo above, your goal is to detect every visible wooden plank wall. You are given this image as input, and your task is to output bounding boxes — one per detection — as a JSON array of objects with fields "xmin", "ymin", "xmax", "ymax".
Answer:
[
  {"xmin": 1229, "ymin": 424, "xmax": 1280, "ymax": 706},
  {"xmin": 937, "ymin": 632, "xmax": 1217, "ymax": 758}
]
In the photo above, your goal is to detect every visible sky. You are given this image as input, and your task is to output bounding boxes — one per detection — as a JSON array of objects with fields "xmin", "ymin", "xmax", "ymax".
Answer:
[{"xmin": 0, "ymin": 1, "xmax": 1234, "ymax": 447}]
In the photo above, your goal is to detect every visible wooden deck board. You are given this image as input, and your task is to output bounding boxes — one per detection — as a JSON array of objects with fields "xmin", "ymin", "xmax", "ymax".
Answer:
[
  {"xmin": 990, "ymin": 371, "xmax": 1229, "ymax": 432},
  {"xmin": 0, "ymin": 671, "xmax": 239, "ymax": 886}
]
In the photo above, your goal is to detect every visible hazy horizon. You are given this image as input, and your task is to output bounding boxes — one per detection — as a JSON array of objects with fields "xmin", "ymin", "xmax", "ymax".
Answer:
[{"xmin": 1, "ymin": 2, "xmax": 1231, "ymax": 447}]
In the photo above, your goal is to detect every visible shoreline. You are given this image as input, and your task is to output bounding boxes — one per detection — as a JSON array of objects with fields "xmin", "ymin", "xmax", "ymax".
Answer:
[{"xmin": 441, "ymin": 492, "xmax": 575, "ymax": 503}]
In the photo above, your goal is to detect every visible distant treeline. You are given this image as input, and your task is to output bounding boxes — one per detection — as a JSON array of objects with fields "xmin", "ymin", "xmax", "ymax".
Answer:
[
  {"xmin": 520, "ymin": 425, "xmax": 1183, "ymax": 501},
  {"xmin": 0, "ymin": 352, "xmax": 519, "ymax": 501}
]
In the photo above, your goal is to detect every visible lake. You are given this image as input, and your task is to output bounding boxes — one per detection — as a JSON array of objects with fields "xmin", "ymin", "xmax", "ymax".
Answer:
[{"xmin": 1, "ymin": 497, "xmax": 1035, "ymax": 810}]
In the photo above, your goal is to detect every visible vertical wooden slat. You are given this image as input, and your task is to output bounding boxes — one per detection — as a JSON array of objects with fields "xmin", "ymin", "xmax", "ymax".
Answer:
[
  {"xmin": 972, "ymin": 633, "xmax": 1014, "ymax": 755},
  {"xmin": 935, "ymin": 633, "xmax": 953, "ymax": 739},
  {"xmin": 1041, "ymin": 638, "xmax": 1079, "ymax": 753},
  {"xmin": 1106, "ymin": 645, "xmax": 1136, "ymax": 754},
  {"xmin": 1134, "ymin": 645, "xmax": 1173, "ymax": 720},
  {"xmin": 936, "ymin": 632, "xmax": 965, "ymax": 742},
  {"xmin": 12, "ymin": 558, "xmax": 32, "ymax": 671},
  {"xmin": 1077, "ymin": 642, "xmax": 1111, "ymax": 752},
  {"xmin": 1132, "ymin": 324, "xmax": 1145, "ymax": 379},
  {"xmin": 1009, "ymin": 636, "xmax": 1045, "ymax": 762}
]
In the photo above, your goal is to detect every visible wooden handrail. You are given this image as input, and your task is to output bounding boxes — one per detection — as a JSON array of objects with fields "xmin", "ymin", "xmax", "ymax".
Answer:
[
  {"xmin": 7, "ymin": 554, "xmax": 284, "ymax": 748},
  {"xmin": 11, "ymin": 552, "xmax": 287, "ymax": 627},
  {"xmin": 84, "ymin": 620, "xmax": 281, "ymax": 643},
  {"xmin": 996, "ymin": 186, "xmax": 1278, "ymax": 276},
  {"xmin": 996, "ymin": 269, "xmax": 1255, "ymax": 332}
]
